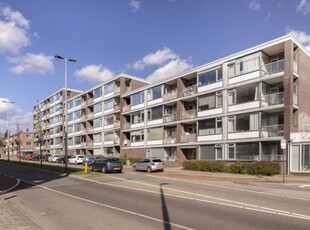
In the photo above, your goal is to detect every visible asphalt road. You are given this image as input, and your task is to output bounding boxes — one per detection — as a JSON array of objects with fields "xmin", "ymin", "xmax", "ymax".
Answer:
[{"xmin": 1, "ymin": 163, "xmax": 310, "ymax": 230}]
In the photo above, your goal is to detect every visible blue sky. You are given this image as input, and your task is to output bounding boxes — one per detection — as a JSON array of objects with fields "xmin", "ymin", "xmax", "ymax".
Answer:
[{"xmin": 0, "ymin": 0, "xmax": 310, "ymax": 133}]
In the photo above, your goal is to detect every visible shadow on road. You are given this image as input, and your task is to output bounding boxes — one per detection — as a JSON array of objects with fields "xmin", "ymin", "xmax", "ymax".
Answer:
[{"xmin": 160, "ymin": 182, "xmax": 171, "ymax": 230}]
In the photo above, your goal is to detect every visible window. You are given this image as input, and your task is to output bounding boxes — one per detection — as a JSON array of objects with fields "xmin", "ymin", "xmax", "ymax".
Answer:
[
  {"xmin": 93, "ymin": 133, "xmax": 102, "ymax": 142},
  {"xmin": 68, "ymin": 125, "xmax": 73, "ymax": 134},
  {"xmin": 93, "ymin": 87, "xmax": 102, "ymax": 99},
  {"xmin": 147, "ymin": 148, "xmax": 164, "ymax": 159},
  {"xmin": 104, "ymin": 98, "xmax": 114, "ymax": 110},
  {"xmin": 68, "ymin": 100, "xmax": 74, "ymax": 110},
  {"xmin": 104, "ymin": 132, "xmax": 114, "ymax": 141},
  {"xmin": 75, "ymin": 123, "xmax": 83, "ymax": 132},
  {"xmin": 131, "ymin": 130, "xmax": 144, "ymax": 142},
  {"xmin": 198, "ymin": 118, "xmax": 222, "ymax": 136},
  {"xmin": 94, "ymin": 117, "xmax": 102, "ymax": 128},
  {"xmin": 131, "ymin": 92, "xmax": 144, "ymax": 106},
  {"xmin": 75, "ymin": 97, "xmax": 81, "ymax": 106},
  {"xmin": 49, "ymin": 107, "xmax": 55, "ymax": 114},
  {"xmin": 50, "ymin": 96, "xmax": 54, "ymax": 104},
  {"xmin": 67, "ymin": 112, "xmax": 73, "ymax": 122},
  {"xmin": 104, "ymin": 81, "xmax": 114, "ymax": 94},
  {"xmin": 55, "ymin": 126, "xmax": 62, "ymax": 133},
  {"xmin": 94, "ymin": 102, "xmax": 102, "ymax": 113},
  {"xmin": 104, "ymin": 115, "xmax": 113, "ymax": 126},
  {"xmin": 198, "ymin": 93, "xmax": 216, "ymax": 111},
  {"xmin": 54, "ymin": 115, "xmax": 61, "ymax": 123},
  {"xmin": 74, "ymin": 110, "xmax": 81, "ymax": 119},
  {"xmin": 147, "ymin": 85, "xmax": 162, "ymax": 101},
  {"xmin": 148, "ymin": 106, "xmax": 163, "ymax": 121},
  {"xmin": 147, "ymin": 127, "xmax": 163, "ymax": 140},
  {"xmin": 198, "ymin": 68, "xmax": 223, "ymax": 87},
  {"xmin": 131, "ymin": 111, "xmax": 144, "ymax": 124},
  {"xmin": 49, "ymin": 128, "xmax": 54, "ymax": 135},
  {"xmin": 200, "ymin": 145, "xmax": 215, "ymax": 160},
  {"xmin": 229, "ymin": 144, "xmax": 235, "ymax": 159},
  {"xmin": 74, "ymin": 136, "xmax": 83, "ymax": 145},
  {"xmin": 228, "ymin": 84, "xmax": 258, "ymax": 105},
  {"xmin": 236, "ymin": 142, "xmax": 259, "ymax": 160},
  {"xmin": 55, "ymin": 104, "xmax": 61, "ymax": 113},
  {"xmin": 68, "ymin": 138, "xmax": 73, "ymax": 146},
  {"xmin": 228, "ymin": 113, "xmax": 259, "ymax": 132},
  {"xmin": 54, "ymin": 92, "xmax": 61, "ymax": 101},
  {"xmin": 228, "ymin": 52, "xmax": 260, "ymax": 77}
]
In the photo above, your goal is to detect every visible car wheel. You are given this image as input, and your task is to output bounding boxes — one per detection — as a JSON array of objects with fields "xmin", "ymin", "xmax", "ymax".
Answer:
[
  {"xmin": 117, "ymin": 170, "xmax": 122, "ymax": 173},
  {"xmin": 133, "ymin": 166, "xmax": 137, "ymax": 172},
  {"xmin": 147, "ymin": 167, "xmax": 152, "ymax": 173},
  {"xmin": 160, "ymin": 169, "xmax": 164, "ymax": 172},
  {"xmin": 102, "ymin": 167, "xmax": 107, "ymax": 173}
]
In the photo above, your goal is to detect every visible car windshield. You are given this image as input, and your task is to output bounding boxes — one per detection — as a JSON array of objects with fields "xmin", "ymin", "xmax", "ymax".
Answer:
[
  {"xmin": 152, "ymin": 159, "xmax": 162, "ymax": 163},
  {"xmin": 78, "ymin": 156, "xmax": 84, "ymax": 159}
]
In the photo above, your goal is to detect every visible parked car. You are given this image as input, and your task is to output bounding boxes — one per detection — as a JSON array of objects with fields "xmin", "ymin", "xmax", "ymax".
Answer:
[
  {"xmin": 132, "ymin": 158, "xmax": 164, "ymax": 173},
  {"xmin": 49, "ymin": 155, "xmax": 61, "ymax": 163},
  {"xmin": 82, "ymin": 156, "xmax": 97, "ymax": 166},
  {"xmin": 90, "ymin": 157, "xmax": 122, "ymax": 173},
  {"xmin": 25, "ymin": 154, "xmax": 33, "ymax": 161},
  {"xmin": 68, "ymin": 155, "xmax": 85, "ymax": 164},
  {"xmin": 55, "ymin": 155, "xmax": 66, "ymax": 164}
]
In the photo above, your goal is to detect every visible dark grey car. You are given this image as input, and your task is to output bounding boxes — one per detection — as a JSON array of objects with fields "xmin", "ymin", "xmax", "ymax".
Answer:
[{"xmin": 90, "ymin": 157, "xmax": 123, "ymax": 173}]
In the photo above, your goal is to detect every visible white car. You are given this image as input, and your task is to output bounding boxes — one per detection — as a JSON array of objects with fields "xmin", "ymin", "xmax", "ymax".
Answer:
[
  {"xmin": 68, "ymin": 155, "xmax": 85, "ymax": 165},
  {"xmin": 49, "ymin": 155, "xmax": 61, "ymax": 163}
]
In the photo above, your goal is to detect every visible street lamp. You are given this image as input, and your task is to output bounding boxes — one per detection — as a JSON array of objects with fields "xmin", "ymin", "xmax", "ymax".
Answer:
[
  {"xmin": 1, "ymin": 100, "xmax": 14, "ymax": 161},
  {"xmin": 54, "ymin": 55, "xmax": 77, "ymax": 170}
]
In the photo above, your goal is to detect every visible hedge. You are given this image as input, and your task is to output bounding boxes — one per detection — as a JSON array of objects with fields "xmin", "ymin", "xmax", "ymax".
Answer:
[
  {"xmin": 119, "ymin": 156, "xmax": 142, "ymax": 165},
  {"xmin": 182, "ymin": 160, "xmax": 281, "ymax": 176}
]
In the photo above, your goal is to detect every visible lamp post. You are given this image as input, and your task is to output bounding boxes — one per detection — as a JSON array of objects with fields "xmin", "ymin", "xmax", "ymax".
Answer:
[
  {"xmin": 1, "ymin": 100, "xmax": 14, "ymax": 161},
  {"xmin": 54, "ymin": 55, "xmax": 77, "ymax": 170}
]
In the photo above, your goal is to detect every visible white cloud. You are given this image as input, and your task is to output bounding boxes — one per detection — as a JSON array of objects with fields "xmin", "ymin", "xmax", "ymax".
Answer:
[
  {"xmin": 146, "ymin": 58, "xmax": 193, "ymax": 83},
  {"xmin": 74, "ymin": 65, "xmax": 115, "ymax": 84},
  {"xmin": 7, "ymin": 53, "xmax": 54, "ymax": 75},
  {"xmin": 129, "ymin": 0, "xmax": 141, "ymax": 12},
  {"xmin": 297, "ymin": 0, "xmax": 310, "ymax": 14},
  {"xmin": 248, "ymin": 0, "xmax": 261, "ymax": 11},
  {"xmin": 287, "ymin": 28, "xmax": 310, "ymax": 51},
  {"xmin": 0, "ymin": 5, "xmax": 30, "ymax": 54},
  {"xmin": 133, "ymin": 47, "xmax": 178, "ymax": 70}
]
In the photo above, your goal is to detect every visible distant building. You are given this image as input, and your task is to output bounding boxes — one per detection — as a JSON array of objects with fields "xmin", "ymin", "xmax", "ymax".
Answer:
[
  {"xmin": 33, "ymin": 35, "xmax": 310, "ymax": 173},
  {"xmin": 10, "ymin": 130, "xmax": 34, "ymax": 155}
]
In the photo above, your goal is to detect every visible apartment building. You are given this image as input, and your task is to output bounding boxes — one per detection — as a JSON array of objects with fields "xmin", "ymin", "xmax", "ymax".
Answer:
[
  {"xmin": 10, "ymin": 130, "xmax": 34, "ymax": 154},
  {"xmin": 33, "ymin": 35, "xmax": 310, "ymax": 173}
]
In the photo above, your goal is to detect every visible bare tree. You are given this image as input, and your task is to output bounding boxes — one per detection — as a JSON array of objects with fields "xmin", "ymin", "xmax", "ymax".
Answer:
[{"xmin": 14, "ymin": 123, "xmax": 22, "ymax": 161}]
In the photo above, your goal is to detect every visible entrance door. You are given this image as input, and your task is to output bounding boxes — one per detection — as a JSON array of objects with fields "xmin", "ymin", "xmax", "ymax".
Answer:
[{"xmin": 302, "ymin": 145, "xmax": 310, "ymax": 171}]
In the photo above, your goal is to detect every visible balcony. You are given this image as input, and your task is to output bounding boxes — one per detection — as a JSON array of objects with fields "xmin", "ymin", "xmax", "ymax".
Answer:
[
  {"xmin": 181, "ymin": 85, "xmax": 197, "ymax": 97},
  {"xmin": 114, "ymin": 120, "xmax": 120, "ymax": 127},
  {"xmin": 123, "ymin": 104, "xmax": 131, "ymax": 112},
  {"xmin": 180, "ymin": 133, "xmax": 196, "ymax": 143},
  {"xmin": 87, "ymin": 98, "xmax": 94, "ymax": 104},
  {"xmin": 114, "ymin": 87, "xmax": 120, "ymax": 94},
  {"xmin": 163, "ymin": 91, "xmax": 177, "ymax": 101},
  {"xmin": 261, "ymin": 92, "xmax": 284, "ymax": 106},
  {"xmin": 163, "ymin": 113, "xmax": 177, "ymax": 123},
  {"xmin": 87, "ymin": 113, "xmax": 94, "ymax": 119},
  {"xmin": 181, "ymin": 109, "xmax": 197, "ymax": 120},
  {"xmin": 122, "ymin": 122, "xmax": 131, "ymax": 130},
  {"xmin": 260, "ymin": 124, "xmax": 284, "ymax": 138},
  {"xmin": 113, "ymin": 138, "xmax": 120, "ymax": 144},
  {"xmin": 264, "ymin": 59, "xmax": 284, "ymax": 75}
]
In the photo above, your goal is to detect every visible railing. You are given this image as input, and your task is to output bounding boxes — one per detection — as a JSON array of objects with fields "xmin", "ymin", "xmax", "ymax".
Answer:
[
  {"xmin": 163, "ymin": 113, "xmax": 177, "ymax": 123},
  {"xmin": 180, "ymin": 133, "xmax": 196, "ymax": 143},
  {"xmin": 181, "ymin": 85, "xmax": 197, "ymax": 97},
  {"xmin": 163, "ymin": 91, "xmax": 177, "ymax": 101},
  {"xmin": 87, "ymin": 113, "xmax": 93, "ymax": 119},
  {"xmin": 114, "ymin": 87, "xmax": 120, "ymax": 94},
  {"xmin": 87, "ymin": 98, "xmax": 94, "ymax": 104},
  {"xmin": 164, "ymin": 136, "xmax": 176, "ymax": 144},
  {"xmin": 235, "ymin": 154, "xmax": 285, "ymax": 161},
  {"xmin": 264, "ymin": 59, "xmax": 284, "ymax": 75},
  {"xmin": 180, "ymin": 109, "xmax": 197, "ymax": 120},
  {"xmin": 114, "ymin": 120, "xmax": 120, "ymax": 127},
  {"xmin": 123, "ymin": 104, "xmax": 131, "ymax": 112},
  {"xmin": 260, "ymin": 124, "xmax": 284, "ymax": 137},
  {"xmin": 114, "ymin": 104, "xmax": 120, "ymax": 111},
  {"xmin": 261, "ymin": 92, "xmax": 284, "ymax": 106},
  {"xmin": 113, "ymin": 138, "xmax": 120, "ymax": 144}
]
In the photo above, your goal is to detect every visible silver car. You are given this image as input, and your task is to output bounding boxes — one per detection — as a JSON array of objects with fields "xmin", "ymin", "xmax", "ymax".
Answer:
[{"xmin": 132, "ymin": 158, "xmax": 164, "ymax": 173}]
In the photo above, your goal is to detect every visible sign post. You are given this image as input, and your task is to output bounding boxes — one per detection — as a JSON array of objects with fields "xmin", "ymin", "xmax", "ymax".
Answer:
[{"xmin": 280, "ymin": 139, "xmax": 286, "ymax": 183}]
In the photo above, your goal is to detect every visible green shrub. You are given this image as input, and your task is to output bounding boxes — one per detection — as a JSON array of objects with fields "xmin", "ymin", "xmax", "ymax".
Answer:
[
  {"xmin": 249, "ymin": 161, "xmax": 281, "ymax": 176},
  {"xmin": 229, "ymin": 162, "xmax": 249, "ymax": 174},
  {"xmin": 183, "ymin": 160, "xmax": 229, "ymax": 172},
  {"xmin": 119, "ymin": 156, "xmax": 142, "ymax": 165}
]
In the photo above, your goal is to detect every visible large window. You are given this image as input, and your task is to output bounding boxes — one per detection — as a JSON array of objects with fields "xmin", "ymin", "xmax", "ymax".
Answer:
[
  {"xmin": 200, "ymin": 145, "xmax": 223, "ymax": 160},
  {"xmin": 94, "ymin": 102, "xmax": 102, "ymax": 113},
  {"xmin": 147, "ymin": 127, "xmax": 163, "ymax": 140},
  {"xmin": 228, "ymin": 52, "xmax": 260, "ymax": 77},
  {"xmin": 198, "ymin": 92, "xmax": 222, "ymax": 111},
  {"xmin": 229, "ymin": 143, "xmax": 259, "ymax": 160},
  {"xmin": 104, "ymin": 81, "xmax": 114, "ymax": 94},
  {"xmin": 68, "ymin": 125, "xmax": 73, "ymax": 134},
  {"xmin": 198, "ymin": 118, "xmax": 222, "ymax": 135},
  {"xmin": 68, "ymin": 100, "xmax": 74, "ymax": 110},
  {"xmin": 75, "ymin": 97, "xmax": 81, "ymax": 106},
  {"xmin": 228, "ymin": 113, "xmax": 259, "ymax": 133},
  {"xmin": 93, "ymin": 133, "xmax": 102, "ymax": 142},
  {"xmin": 131, "ymin": 130, "xmax": 144, "ymax": 142},
  {"xmin": 131, "ymin": 111, "xmax": 144, "ymax": 124},
  {"xmin": 104, "ymin": 115, "xmax": 114, "ymax": 126},
  {"xmin": 93, "ymin": 87, "xmax": 102, "ymax": 99},
  {"xmin": 94, "ymin": 117, "xmax": 102, "ymax": 128},
  {"xmin": 55, "ymin": 104, "xmax": 61, "ymax": 113},
  {"xmin": 131, "ymin": 92, "xmax": 144, "ymax": 106},
  {"xmin": 228, "ymin": 84, "xmax": 258, "ymax": 105},
  {"xmin": 198, "ymin": 68, "xmax": 223, "ymax": 87},
  {"xmin": 104, "ymin": 132, "xmax": 114, "ymax": 141},
  {"xmin": 68, "ymin": 112, "xmax": 73, "ymax": 122},
  {"xmin": 54, "ymin": 92, "xmax": 61, "ymax": 101},
  {"xmin": 148, "ymin": 106, "xmax": 163, "ymax": 121},
  {"xmin": 147, "ymin": 85, "xmax": 162, "ymax": 101},
  {"xmin": 75, "ymin": 123, "xmax": 83, "ymax": 132},
  {"xmin": 104, "ymin": 98, "xmax": 114, "ymax": 110},
  {"xmin": 74, "ymin": 110, "xmax": 81, "ymax": 119}
]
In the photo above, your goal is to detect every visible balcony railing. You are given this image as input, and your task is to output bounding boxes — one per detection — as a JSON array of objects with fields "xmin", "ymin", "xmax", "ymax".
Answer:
[
  {"xmin": 114, "ymin": 120, "xmax": 120, "ymax": 127},
  {"xmin": 264, "ymin": 59, "xmax": 284, "ymax": 75},
  {"xmin": 87, "ymin": 98, "xmax": 94, "ymax": 104},
  {"xmin": 180, "ymin": 133, "xmax": 196, "ymax": 143},
  {"xmin": 87, "ymin": 113, "xmax": 93, "ymax": 119},
  {"xmin": 235, "ymin": 154, "xmax": 285, "ymax": 161},
  {"xmin": 123, "ymin": 104, "xmax": 131, "ymax": 112},
  {"xmin": 114, "ymin": 87, "xmax": 120, "ymax": 94},
  {"xmin": 180, "ymin": 109, "xmax": 197, "ymax": 120},
  {"xmin": 260, "ymin": 124, "xmax": 284, "ymax": 138},
  {"xmin": 164, "ymin": 136, "xmax": 176, "ymax": 144},
  {"xmin": 113, "ymin": 138, "xmax": 120, "ymax": 144},
  {"xmin": 163, "ymin": 91, "xmax": 177, "ymax": 101},
  {"xmin": 261, "ymin": 92, "xmax": 284, "ymax": 106},
  {"xmin": 163, "ymin": 113, "xmax": 177, "ymax": 123},
  {"xmin": 181, "ymin": 85, "xmax": 197, "ymax": 97}
]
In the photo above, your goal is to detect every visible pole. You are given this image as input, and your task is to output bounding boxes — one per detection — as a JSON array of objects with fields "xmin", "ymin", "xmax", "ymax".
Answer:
[
  {"xmin": 40, "ymin": 138, "xmax": 42, "ymax": 167},
  {"xmin": 64, "ymin": 59, "xmax": 68, "ymax": 171},
  {"xmin": 6, "ymin": 102, "xmax": 9, "ymax": 162}
]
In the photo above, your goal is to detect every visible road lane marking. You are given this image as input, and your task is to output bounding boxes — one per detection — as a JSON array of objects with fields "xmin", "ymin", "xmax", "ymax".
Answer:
[
  {"xmin": 76, "ymin": 176, "xmax": 310, "ymax": 221},
  {"xmin": 18, "ymin": 178, "xmax": 194, "ymax": 230}
]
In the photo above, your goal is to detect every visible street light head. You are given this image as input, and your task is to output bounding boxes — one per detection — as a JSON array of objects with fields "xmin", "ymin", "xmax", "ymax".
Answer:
[
  {"xmin": 54, "ymin": 55, "xmax": 64, "ymax": 60},
  {"xmin": 68, "ymin": 59, "xmax": 77, "ymax": 63}
]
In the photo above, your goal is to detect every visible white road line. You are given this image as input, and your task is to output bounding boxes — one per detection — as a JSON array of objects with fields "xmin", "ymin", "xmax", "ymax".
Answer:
[
  {"xmin": 18, "ymin": 178, "xmax": 194, "ymax": 230},
  {"xmin": 0, "ymin": 178, "xmax": 20, "ymax": 195},
  {"xmin": 77, "ymin": 176, "xmax": 310, "ymax": 221}
]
